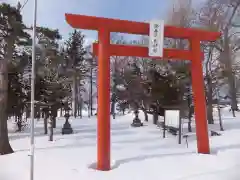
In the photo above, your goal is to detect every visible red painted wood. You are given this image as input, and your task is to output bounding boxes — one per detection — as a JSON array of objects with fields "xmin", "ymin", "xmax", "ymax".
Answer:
[
  {"xmin": 93, "ymin": 43, "xmax": 193, "ymax": 60},
  {"xmin": 190, "ymin": 38, "xmax": 210, "ymax": 154},
  {"xmin": 65, "ymin": 13, "xmax": 221, "ymax": 171},
  {"xmin": 97, "ymin": 28, "xmax": 111, "ymax": 170},
  {"xmin": 66, "ymin": 13, "xmax": 221, "ymax": 41}
]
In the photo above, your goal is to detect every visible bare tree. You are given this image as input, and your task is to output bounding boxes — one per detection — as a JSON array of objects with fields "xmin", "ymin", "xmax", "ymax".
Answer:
[
  {"xmin": 166, "ymin": 0, "xmax": 197, "ymax": 130},
  {"xmin": 200, "ymin": 0, "xmax": 240, "ymax": 116},
  {"xmin": 110, "ymin": 33, "xmax": 129, "ymax": 119}
]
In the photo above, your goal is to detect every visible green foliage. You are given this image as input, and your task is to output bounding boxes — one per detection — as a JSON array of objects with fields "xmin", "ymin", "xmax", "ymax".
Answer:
[
  {"xmin": 32, "ymin": 27, "xmax": 71, "ymax": 112},
  {"xmin": 63, "ymin": 30, "xmax": 88, "ymax": 79},
  {"xmin": 0, "ymin": 3, "xmax": 30, "ymax": 117},
  {"xmin": 0, "ymin": 3, "xmax": 29, "ymax": 42},
  {"xmin": 8, "ymin": 60, "xmax": 27, "ymax": 116},
  {"xmin": 115, "ymin": 60, "xmax": 186, "ymax": 111},
  {"xmin": 0, "ymin": 4, "xmax": 89, "ymax": 118}
]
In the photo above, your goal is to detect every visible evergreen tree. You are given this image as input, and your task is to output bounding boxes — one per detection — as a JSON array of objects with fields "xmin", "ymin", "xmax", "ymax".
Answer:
[
  {"xmin": 64, "ymin": 30, "xmax": 87, "ymax": 118},
  {"xmin": 0, "ymin": 3, "xmax": 29, "ymax": 154}
]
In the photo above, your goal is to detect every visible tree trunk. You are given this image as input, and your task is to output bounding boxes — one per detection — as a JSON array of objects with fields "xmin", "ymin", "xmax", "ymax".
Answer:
[
  {"xmin": 26, "ymin": 106, "xmax": 30, "ymax": 119},
  {"xmin": 44, "ymin": 113, "xmax": 48, "ymax": 134},
  {"xmin": 52, "ymin": 107, "xmax": 57, "ymax": 128},
  {"xmin": 207, "ymin": 104, "xmax": 214, "ymax": 124},
  {"xmin": 223, "ymin": 30, "xmax": 238, "ymax": 116},
  {"xmin": 188, "ymin": 107, "xmax": 193, "ymax": 132},
  {"xmin": 216, "ymin": 86, "xmax": 224, "ymax": 131},
  {"xmin": 111, "ymin": 60, "xmax": 118, "ymax": 119},
  {"xmin": 72, "ymin": 75, "xmax": 77, "ymax": 118},
  {"xmin": 16, "ymin": 115, "xmax": 22, "ymax": 132},
  {"xmin": 205, "ymin": 57, "xmax": 214, "ymax": 124},
  {"xmin": 153, "ymin": 112, "xmax": 158, "ymax": 125},
  {"xmin": 77, "ymin": 102, "xmax": 80, "ymax": 117},
  {"xmin": 60, "ymin": 108, "xmax": 63, "ymax": 117},
  {"xmin": 188, "ymin": 117, "xmax": 192, "ymax": 132},
  {"xmin": 41, "ymin": 111, "xmax": 44, "ymax": 118},
  {"xmin": 88, "ymin": 104, "xmax": 90, "ymax": 118},
  {"xmin": 79, "ymin": 97, "xmax": 82, "ymax": 118},
  {"xmin": 229, "ymin": 75, "xmax": 238, "ymax": 117},
  {"xmin": 228, "ymin": 68, "xmax": 238, "ymax": 117},
  {"xmin": 144, "ymin": 110, "xmax": 148, "ymax": 122},
  {"xmin": 110, "ymin": 97, "xmax": 116, "ymax": 119},
  {"xmin": 142, "ymin": 108, "xmax": 148, "ymax": 122},
  {"xmin": 153, "ymin": 106, "xmax": 158, "ymax": 125},
  {"xmin": 24, "ymin": 107, "xmax": 28, "ymax": 121},
  {"xmin": 111, "ymin": 82, "xmax": 117, "ymax": 120},
  {"xmin": 52, "ymin": 116, "xmax": 56, "ymax": 128},
  {"xmin": 90, "ymin": 63, "xmax": 93, "ymax": 116},
  {"xmin": 206, "ymin": 77, "xmax": 214, "ymax": 124},
  {"xmin": 36, "ymin": 105, "xmax": 40, "ymax": 121},
  {"xmin": 122, "ymin": 109, "xmax": 125, "ymax": 115},
  {"xmin": 48, "ymin": 116, "xmax": 53, "ymax": 141},
  {"xmin": 187, "ymin": 95, "xmax": 193, "ymax": 132},
  {"xmin": 0, "ymin": 48, "xmax": 13, "ymax": 154},
  {"xmin": 217, "ymin": 101, "xmax": 224, "ymax": 131}
]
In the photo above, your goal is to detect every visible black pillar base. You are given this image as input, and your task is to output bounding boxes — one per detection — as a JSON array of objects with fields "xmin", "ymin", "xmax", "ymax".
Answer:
[
  {"xmin": 131, "ymin": 118, "xmax": 143, "ymax": 127},
  {"xmin": 62, "ymin": 121, "xmax": 73, "ymax": 135}
]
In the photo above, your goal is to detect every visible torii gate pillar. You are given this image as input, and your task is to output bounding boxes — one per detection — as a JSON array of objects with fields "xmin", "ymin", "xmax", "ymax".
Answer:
[{"xmin": 65, "ymin": 13, "xmax": 221, "ymax": 171}]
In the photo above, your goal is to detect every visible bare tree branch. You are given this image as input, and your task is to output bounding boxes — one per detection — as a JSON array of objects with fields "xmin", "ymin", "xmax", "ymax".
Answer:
[{"xmin": 224, "ymin": 1, "xmax": 240, "ymax": 30}]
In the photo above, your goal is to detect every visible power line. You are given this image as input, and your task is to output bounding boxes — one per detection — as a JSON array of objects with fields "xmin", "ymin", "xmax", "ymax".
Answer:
[{"xmin": 20, "ymin": 0, "xmax": 29, "ymax": 11}]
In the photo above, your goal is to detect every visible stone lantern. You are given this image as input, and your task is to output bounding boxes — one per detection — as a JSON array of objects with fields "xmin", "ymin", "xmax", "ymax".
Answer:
[
  {"xmin": 131, "ymin": 109, "xmax": 143, "ymax": 127},
  {"xmin": 62, "ymin": 106, "xmax": 73, "ymax": 135}
]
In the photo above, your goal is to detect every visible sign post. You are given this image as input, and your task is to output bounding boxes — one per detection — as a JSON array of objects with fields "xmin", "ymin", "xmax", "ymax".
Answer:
[
  {"xmin": 165, "ymin": 110, "xmax": 182, "ymax": 144},
  {"xmin": 163, "ymin": 113, "xmax": 166, "ymax": 138},
  {"xmin": 149, "ymin": 20, "xmax": 164, "ymax": 57},
  {"xmin": 178, "ymin": 115, "xmax": 182, "ymax": 144}
]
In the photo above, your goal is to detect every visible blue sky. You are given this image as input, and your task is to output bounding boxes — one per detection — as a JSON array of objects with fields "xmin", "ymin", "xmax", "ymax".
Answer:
[{"xmin": 3, "ymin": 0, "xmax": 203, "ymax": 44}]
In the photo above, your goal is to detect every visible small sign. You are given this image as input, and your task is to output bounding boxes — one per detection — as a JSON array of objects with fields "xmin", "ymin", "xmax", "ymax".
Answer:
[
  {"xmin": 165, "ymin": 110, "xmax": 180, "ymax": 128},
  {"xmin": 148, "ymin": 20, "xmax": 164, "ymax": 57}
]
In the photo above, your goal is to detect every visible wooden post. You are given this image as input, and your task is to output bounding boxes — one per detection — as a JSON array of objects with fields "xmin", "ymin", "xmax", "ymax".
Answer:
[
  {"xmin": 178, "ymin": 113, "xmax": 182, "ymax": 144},
  {"xmin": 190, "ymin": 38, "xmax": 210, "ymax": 154},
  {"xmin": 163, "ymin": 112, "xmax": 166, "ymax": 138},
  {"xmin": 97, "ymin": 28, "xmax": 111, "ymax": 170}
]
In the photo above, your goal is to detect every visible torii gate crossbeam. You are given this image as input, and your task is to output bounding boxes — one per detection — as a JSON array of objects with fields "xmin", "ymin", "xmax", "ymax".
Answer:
[{"xmin": 65, "ymin": 13, "xmax": 221, "ymax": 171}]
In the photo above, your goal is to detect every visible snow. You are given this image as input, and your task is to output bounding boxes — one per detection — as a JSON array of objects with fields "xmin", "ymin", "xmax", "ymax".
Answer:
[{"xmin": 1, "ymin": 107, "xmax": 240, "ymax": 180}]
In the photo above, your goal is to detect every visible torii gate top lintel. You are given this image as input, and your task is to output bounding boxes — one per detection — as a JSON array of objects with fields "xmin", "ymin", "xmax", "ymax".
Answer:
[{"xmin": 65, "ymin": 13, "xmax": 220, "ymax": 41}]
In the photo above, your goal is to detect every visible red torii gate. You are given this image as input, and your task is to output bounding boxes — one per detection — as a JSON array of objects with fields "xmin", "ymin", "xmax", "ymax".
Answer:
[{"xmin": 65, "ymin": 13, "xmax": 221, "ymax": 171}]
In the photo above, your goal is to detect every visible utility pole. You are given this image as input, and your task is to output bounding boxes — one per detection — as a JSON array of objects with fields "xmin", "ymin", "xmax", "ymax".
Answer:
[{"xmin": 30, "ymin": 0, "xmax": 37, "ymax": 180}]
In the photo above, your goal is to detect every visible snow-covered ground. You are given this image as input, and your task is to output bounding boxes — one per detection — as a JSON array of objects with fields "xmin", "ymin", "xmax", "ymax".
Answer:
[{"xmin": 1, "ymin": 107, "xmax": 240, "ymax": 180}]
